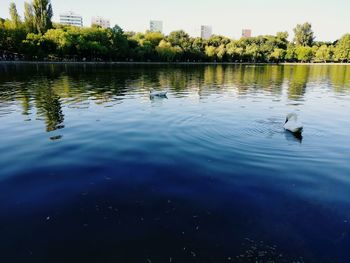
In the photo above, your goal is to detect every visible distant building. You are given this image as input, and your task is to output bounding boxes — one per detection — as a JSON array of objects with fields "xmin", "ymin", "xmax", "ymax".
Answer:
[
  {"xmin": 150, "ymin": 20, "xmax": 163, "ymax": 33},
  {"xmin": 242, "ymin": 29, "xmax": 252, "ymax": 38},
  {"xmin": 92, "ymin": 16, "xmax": 111, "ymax": 28},
  {"xmin": 201, "ymin": 25, "xmax": 212, "ymax": 40},
  {"xmin": 60, "ymin": 11, "xmax": 83, "ymax": 27}
]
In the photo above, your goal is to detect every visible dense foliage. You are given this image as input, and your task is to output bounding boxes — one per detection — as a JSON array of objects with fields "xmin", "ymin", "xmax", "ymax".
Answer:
[{"xmin": 1, "ymin": 2, "xmax": 350, "ymax": 63}]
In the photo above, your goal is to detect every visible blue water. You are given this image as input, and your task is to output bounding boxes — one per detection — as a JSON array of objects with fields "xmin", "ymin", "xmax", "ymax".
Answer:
[{"xmin": 0, "ymin": 64, "xmax": 350, "ymax": 262}]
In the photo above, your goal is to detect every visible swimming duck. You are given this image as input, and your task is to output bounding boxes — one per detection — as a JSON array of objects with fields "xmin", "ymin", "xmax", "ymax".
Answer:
[
  {"xmin": 284, "ymin": 113, "xmax": 303, "ymax": 133},
  {"xmin": 150, "ymin": 89, "xmax": 168, "ymax": 97}
]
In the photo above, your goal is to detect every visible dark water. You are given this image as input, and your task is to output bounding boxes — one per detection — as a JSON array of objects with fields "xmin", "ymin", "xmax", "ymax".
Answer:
[{"xmin": 0, "ymin": 64, "xmax": 350, "ymax": 263}]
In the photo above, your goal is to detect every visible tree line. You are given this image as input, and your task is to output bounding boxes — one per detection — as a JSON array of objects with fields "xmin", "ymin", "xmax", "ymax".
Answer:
[{"xmin": 1, "ymin": 1, "xmax": 350, "ymax": 63}]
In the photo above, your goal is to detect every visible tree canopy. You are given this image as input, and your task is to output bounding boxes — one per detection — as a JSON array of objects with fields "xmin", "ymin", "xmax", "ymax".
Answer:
[
  {"xmin": 32, "ymin": 0, "xmax": 53, "ymax": 34},
  {"xmin": 24, "ymin": 2, "xmax": 35, "ymax": 33},
  {"xmin": 1, "ymin": 2, "xmax": 350, "ymax": 63},
  {"xmin": 334, "ymin": 34, "xmax": 350, "ymax": 62},
  {"xmin": 293, "ymin": 22, "xmax": 315, "ymax": 47},
  {"xmin": 9, "ymin": 3, "xmax": 22, "ymax": 28}
]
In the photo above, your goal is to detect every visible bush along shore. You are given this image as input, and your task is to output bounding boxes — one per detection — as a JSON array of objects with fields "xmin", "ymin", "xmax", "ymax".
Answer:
[{"xmin": 1, "ymin": 1, "xmax": 350, "ymax": 63}]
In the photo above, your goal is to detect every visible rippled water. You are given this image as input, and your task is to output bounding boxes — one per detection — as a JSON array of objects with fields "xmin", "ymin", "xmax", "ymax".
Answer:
[{"xmin": 0, "ymin": 64, "xmax": 350, "ymax": 263}]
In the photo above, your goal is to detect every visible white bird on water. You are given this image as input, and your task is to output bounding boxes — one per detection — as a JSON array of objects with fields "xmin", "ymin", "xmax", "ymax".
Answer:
[
  {"xmin": 150, "ymin": 89, "xmax": 167, "ymax": 97},
  {"xmin": 284, "ymin": 113, "xmax": 303, "ymax": 133}
]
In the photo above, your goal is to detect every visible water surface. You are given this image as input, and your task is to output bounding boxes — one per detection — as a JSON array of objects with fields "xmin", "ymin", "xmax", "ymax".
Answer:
[{"xmin": 0, "ymin": 64, "xmax": 350, "ymax": 263}]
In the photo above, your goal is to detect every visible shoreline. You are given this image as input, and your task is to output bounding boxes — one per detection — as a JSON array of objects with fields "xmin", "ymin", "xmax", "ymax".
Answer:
[{"xmin": 0, "ymin": 61, "xmax": 349, "ymax": 66}]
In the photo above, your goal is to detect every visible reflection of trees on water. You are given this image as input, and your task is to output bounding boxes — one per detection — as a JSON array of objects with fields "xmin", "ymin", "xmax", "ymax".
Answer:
[
  {"xmin": 329, "ymin": 66, "xmax": 350, "ymax": 92},
  {"xmin": 157, "ymin": 65, "xmax": 285, "ymax": 99},
  {"xmin": 266, "ymin": 66, "xmax": 285, "ymax": 94},
  {"xmin": 230, "ymin": 65, "xmax": 284, "ymax": 95},
  {"xmin": 18, "ymin": 85, "xmax": 31, "ymax": 116},
  {"xmin": 285, "ymin": 65, "xmax": 350, "ymax": 96},
  {"xmin": 159, "ymin": 68, "xmax": 188, "ymax": 91},
  {"xmin": 35, "ymin": 81, "xmax": 64, "ymax": 132},
  {"xmin": 286, "ymin": 66, "xmax": 310, "ymax": 100},
  {"xmin": 306, "ymin": 65, "xmax": 350, "ymax": 92},
  {"xmin": 0, "ymin": 83, "xmax": 18, "ymax": 116},
  {"xmin": 1, "ymin": 64, "xmax": 350, "ymax": 134},
  {"xmin": 203, "ymin": 65, "xmax": 226, "ymax": 86}
]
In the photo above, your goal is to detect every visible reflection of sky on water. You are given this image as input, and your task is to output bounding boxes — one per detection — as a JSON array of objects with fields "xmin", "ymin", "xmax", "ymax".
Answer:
[{"xmin": 0, "ymin": 64, "xmax": 349, "ymax": 263}]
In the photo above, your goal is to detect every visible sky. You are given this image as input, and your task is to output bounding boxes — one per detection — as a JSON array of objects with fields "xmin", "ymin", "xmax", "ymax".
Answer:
[{"xmin": 1, "ymin": 0, "xmax": 349, "ymax": 41}]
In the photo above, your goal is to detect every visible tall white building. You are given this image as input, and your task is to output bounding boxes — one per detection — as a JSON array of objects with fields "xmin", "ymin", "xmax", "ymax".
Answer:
[
  {"xmin": 92, "ymin": 16, "xmax": 111, "ymax": 28},
  {"xmin": 150, "ymin": 20, "xmax": 163, "ymax": 33},
  {"xmin": 60, "ymin": 12, "xmax": 83, "ymax": 27},
  {"xmin": 201, "ymin": 25, "xmax": 212, "ymax": 40}
]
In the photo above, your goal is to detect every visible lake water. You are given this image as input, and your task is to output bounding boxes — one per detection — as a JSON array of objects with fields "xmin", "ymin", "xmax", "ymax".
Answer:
[{"xmin": 0, "ymin": 64, "xmax": 350, "ymax": 263}]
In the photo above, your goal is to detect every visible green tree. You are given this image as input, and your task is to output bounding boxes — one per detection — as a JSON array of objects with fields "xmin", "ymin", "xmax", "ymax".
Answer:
[
  {"xmin": 32, "ymin": 0, "xmax": 53, "ymax": 34},
  {"xmin": 334, "ymin": 34, "xmax": 350, "ymax": 62},
  {"xmin": 285, "ymin": 44, "xmax": 296, "ymax": 61},
  {"xmin": 156, "ymin": 40, "xmax": 179, "ymax": 62},
  {"xmin": 9, "ymin": 2, "xmax": 22, "ymax": 28},
  {"xmin": 216, "ymin": 44, "xmax": 226, "ymax": 61},
  {"xmin": 0, "ymin": 8, "xmax": 27, "ymax": 54},
  {"xmin": 128, "ymin": 32, "xmax": 158, "ymax": 60},
  {"xmin": 315, "ymin": 45, "xmax": 332, "ymax": 62},
  {"xmin": 270, "ymin": 48, "xmax": 286, "ymax": 62},
  {"xmin": 259, "ymin": 36, "xmax": 281, "ymax": 61},
  {"xmin": 109, "ymin": 25, "xmax": 129, "ymax": 59},
  {"xmin": 43, "ymin": 28, "xmax": 68, "ymax": 56},
  {"xmin": 22, "ymin": 33, "xmax": 45, "ymax": 58},
  {"xmin": 24, "ymin": 2, "xmax": 35, "ymax": 33},
  {"xmin": 207, "ymin": 35, "xmax": 230, "ymax": 47},
  {"xmin": 205, "ymin": 46, "xmax": 216, "ymax": 60},
  {"xmin": 144, "ymin": 31, "xmax": 164, "ymax": 47},
  {"xmin": 276, "ymin": 31, "xmax": 289, "ymax": 42},
  {"xmin": 167, "ymin": 30, "xmax": 191, "ymax": 55},
  {"xmin": 226, "ymin": 41, "xmax": 243, "ymax": 61},
  {"xmin": 168, "ymin": 30, "xmax": 189, "ymax": 46},
  {"xmin": 276, "ymin": 31, "xmax": 289, "ymax": 49},
  {"xmin": 190, "ymin": 37, "xmax": 205, "ymax": 60},
  {"xmin": 4, "ymin": 11, "xmax": 350, "ymax": 64},
  {"xmin": 295, "ymin": 46, "xmax": 313, "ymax": 62},
  {"xmin": 293, "ymin": 22, "xmax": 314, "ymax": 46},
  {"xmin": 245, "ymin": 44, "xmax": 261, "ymax": 62}
]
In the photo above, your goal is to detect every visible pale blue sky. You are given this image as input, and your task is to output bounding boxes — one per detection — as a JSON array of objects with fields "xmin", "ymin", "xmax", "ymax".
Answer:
[{"xmin": 1, "ymin": 0, "xmax": 349, "ymax": 41}]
